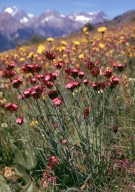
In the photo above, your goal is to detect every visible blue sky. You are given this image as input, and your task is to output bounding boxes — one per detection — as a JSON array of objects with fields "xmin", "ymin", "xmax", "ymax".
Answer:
[{"xmin": 0, "ymin": 0, "xmax": 134, "ymax": 18}]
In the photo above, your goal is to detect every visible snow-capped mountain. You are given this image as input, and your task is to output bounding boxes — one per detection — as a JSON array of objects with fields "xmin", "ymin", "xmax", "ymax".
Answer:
[
  {"xmin": 0, "ymin": 6, "xmax": 109, "ymax": 51},
  {"xmin": 68, "ymin": 11, "xmax": 108, "ymax": 24},
  {"xmin": 3, "ymin": 6, "xmax": 35, "ymax": 23}
]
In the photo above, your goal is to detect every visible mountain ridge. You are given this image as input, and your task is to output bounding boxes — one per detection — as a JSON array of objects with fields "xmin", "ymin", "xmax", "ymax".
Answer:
[{"xmin": 0, "ymin": 6, "xmax": 134, "ymax": 52}]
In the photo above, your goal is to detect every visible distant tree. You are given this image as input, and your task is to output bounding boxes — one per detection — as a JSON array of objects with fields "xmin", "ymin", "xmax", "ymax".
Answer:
[
  {"xmin": 30, "ymin": 35, "xmax": 45, "ymax": 44},
  {"xmin": 83, "ymin": 23, "xmax": 95, "ymax": 31}
]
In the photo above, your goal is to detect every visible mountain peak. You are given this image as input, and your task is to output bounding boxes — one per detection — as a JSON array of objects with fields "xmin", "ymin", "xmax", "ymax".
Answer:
[{"xmin": 3, "ymin": 6, "xmax": 19, "ymax": 16}]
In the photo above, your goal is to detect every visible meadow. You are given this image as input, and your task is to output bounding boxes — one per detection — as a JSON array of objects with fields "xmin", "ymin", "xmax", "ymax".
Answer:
[{"xmin": 0, "ymin": 23, "xmax": 135, "ymax": 191}]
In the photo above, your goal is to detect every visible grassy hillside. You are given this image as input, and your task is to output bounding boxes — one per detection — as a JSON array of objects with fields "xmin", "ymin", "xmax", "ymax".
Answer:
[{"xmin": 0, "ymin": 21, "xmax": 135, "ymax": 191}]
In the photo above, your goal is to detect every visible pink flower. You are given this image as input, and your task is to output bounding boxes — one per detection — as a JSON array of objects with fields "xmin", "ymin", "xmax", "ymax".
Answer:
[
  {"xmin": 117, "ymin": 63, "xmax": 125, "ymax": 72},
  {"xmin": 78, "ymin": 71, "xmax": 85, "ymax": 79},
  {"xmin": 103, "ymin": 68, "xmax": 112, "ymax": 78},
  {"xmin": 12, "ymin": 78, "xmax": 22, "ymax": 88},
  {"xmin": 5, "ymin": 103, "xmax": 19, "ymax": 111},
  {"xmin": 52, "ymin": 98, "xmax": 62, "ymax": 106},
  {"xmin": 65, "ymin": 81, "xmax": 80, "ymax": 91},
  {"xmin": 83, "ymin": 79, "xmax": 89, "ymax": 86},
  {"xmin": 54, "ymin": 62, "xmax": 63, "ymax": 69},
  {"xmin": 16, "ymin": 117, "xmax": 23, "ymax": 125}
]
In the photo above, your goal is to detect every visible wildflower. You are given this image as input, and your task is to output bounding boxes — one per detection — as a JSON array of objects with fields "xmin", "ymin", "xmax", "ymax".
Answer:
[
  {"xmin": 84, "ymin": 107, "xmax": 90, "ymax": 117},
  {"xmin": 111, "ymin": 76, "xmax": 120, "ymax": 86},
  {"xmin": 70, "ymin": 69, "xmax": 79, "ymax": 79},
  {"xmin": 30, "ymin": 78, "xmax": 37, "ymax": 85},
  {"xmin": 86, "ymin": 61, "xmax": 95, "ymax": 70},
  {"xmin": 78, "ymin": 71, "xmax": 85, "ymax": 79},
  {"xmin": 52, "ymin": 97, "xmax": 62, "ymax": 106},
  {"xmin": 4, "ymin": 167, "xmax": 15, "ymax": 180},
  {"xmin": 66, "ymin": 81, "xmax": 80, "ymax": 91},
  {"xmin": 30, "ymin": 119, "xmax": 38, "ymax": 128},
  {"xmin": 12, "ymin": 78, "xmax": 22, "ymax": 88},
  {"xmin": 6, "ymin": 63, "xmax": 16, "ymax": 70},
  {"xmin": 97, "ymin": 27, "xmax": 107, "ymax": 39},
  {"xmin": 5, "ymin": 103, "xmax": 19, "ymax": 111},
  {"xmin": 91, "ymin": 82, "xmax": 100, "ymax": 90},
  {"xmin": 83, "ymin": 79, "xmax": 89, "ymax": 86},
  {"xmin": 73, "ymin": 40, "xmax": 80, "ymax": 46},
  {"xmin": 97, "ymin": 26, "xmax": 107, "ymax": 33},
  {"xmin": 103, "ymin": 68, "xmax": 113, "ymax": 78},
  {"xmin": 22, "ymin": 64, "xmax": 34, "ymax": 74},
  {"xmin": 37, "ymin": 44, "xmax": 45, "ymax": 54},
  {"xmin": 1, "ymin": 69, "xmax": 16, "ymax": 79},
  {"xmin": 16, "ymin": 117, "xmax": 24, "ymax": 125},
  {"xmin": 61, "ymin": 40, "xmax": 67, "ymax": 46},
  {"xmin": 44, "ymin": 51, "xmax": 55, "ymax": 60},
  {"xmin": 47, "ymin": 37, "xmax": 54, "ymax": 42},
  {"xmin": 62, "ymin": 139, "xmax": 67, "ymax": 144},
  {"xmin": 117, "ymin": 63, "xmax": 125, "ymax": 72},
  {"xmin": 90, "ymin": 67, "xmax": 100, "ymax": 77},
  {"xmin": 99, "ymin": 43, "xmax": 105, "ymax": 49},
  {"xmin": 48, "ymin": 156, "xmax": 58, "ymax": 170},
  {"xmin": 64, "ymin": 67, "xmax": 71, "ymax": 75},
  {"xmin": 54, "ymin": 61, "xmax": 63, "ymax": 69},
  {"xmin": 34, "ymin": 64, "xmax": 42, "ymax": 73},
  {"xmin": 99, "ymin": 82, "xmax": 106, "ymax": 89},
  {"xmin": 1, "ymin": 123, "xmax": 8, "ymax": 128},
  {"xmin": 82, "ymin": 27, "xmax": 89, "ymax": 34}
]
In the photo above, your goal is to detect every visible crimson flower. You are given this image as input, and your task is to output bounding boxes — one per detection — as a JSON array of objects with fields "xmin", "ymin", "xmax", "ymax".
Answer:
[
  {"xmin": 1, "ymin": 69, "xmax": 16, "ymax": 79},
  {"xmin": 5, "ymin": 103, "xmax": 19, "ymax": 111},
  {"xmin": 54, "ymin": 62, "xmax": 63, "ymax": 69},
  {"xmin": 6, "ymin": 63, "xmax": 16, "ymax": 70},
  {"xmin": 83, "ymin": 79, "xmax": 89, "ymax": 86},
  {"xmin": 84, "ymin": 107, "xmax": 90, "ymax": 117},
  {"xmin": 78, "ymin": 71, "xmax": 85, "ymax": 79},
  {"xmin": 44, "ymin": 51, "xmax": 55, "ymax": 60},
  {"xmin": 48, "ymin": 156, "xmax": 58, "ymax": 170},
  {"xmin": 12, "ymin": 78, "xmax": 22, "ymax": 88},
  {"xmin": 117, "ymin": 64, "xmax": 125, "ymax": 72},
  {"xmin": 86, "ymin": 61, "xmax": 95, "ymax": 70},
  {"xmin": 70, "ymin": 69, "xmax": 79, "ymax": 79},
  {"xmin": 103, "ymin": 68, "xmax": 112, "ymax": 78},
  {"xmin": 90, "ymin": 67, "xmax": 100, "ymax": 77},
  {"xmin": 91, "ymin": 82, "xmax": 100, "ymax": 90}
]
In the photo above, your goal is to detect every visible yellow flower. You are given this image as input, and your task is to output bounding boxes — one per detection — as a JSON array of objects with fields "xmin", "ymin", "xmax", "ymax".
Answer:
[
  {"xmin": 37, "ymin": 44, "xmax": 45, "ymax": 54},
  {"xmin": 73, "ymin": 40, "xmax": 80, "ymax": 46},
  {"xmin": 19, "ymin": 57, "xmax": 25, "ymax": 62},
  {"xmin": 82, "ymin": 27, "xmax": 88, "ymax": 33},
  {"xmin": 47, "ymin": 37, "xmax": 54, "ymax": 42},
  {"xmin": 58, "ymin": 46, "xmax": 66, "ymax": 52},
  {"xmin": 97, "ymin": 27, "xmax": 107, "ymax": 33},
  {"xmin": 30, "ymin": 119, "xmax": 39, "ymax": 128},
  {"xmin": 78, "ymin": 54, "xmax": 84, "ymax": 59},
  {"xmin": 99, "ymin": 43, "xmax": 105, "ymax": 49},
  {"xmin": 61, "ymin": 40, "xmax": 68, "ymax": 46}
]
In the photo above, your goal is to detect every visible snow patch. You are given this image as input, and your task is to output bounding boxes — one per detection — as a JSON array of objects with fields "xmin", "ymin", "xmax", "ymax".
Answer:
[
  {"xmin": 27, "ymin": 13, "xmax": 34, "ymax": 18},
  {"xmin": 20, "ymin": 17, "xmax": 29, "ymax": 23}
]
